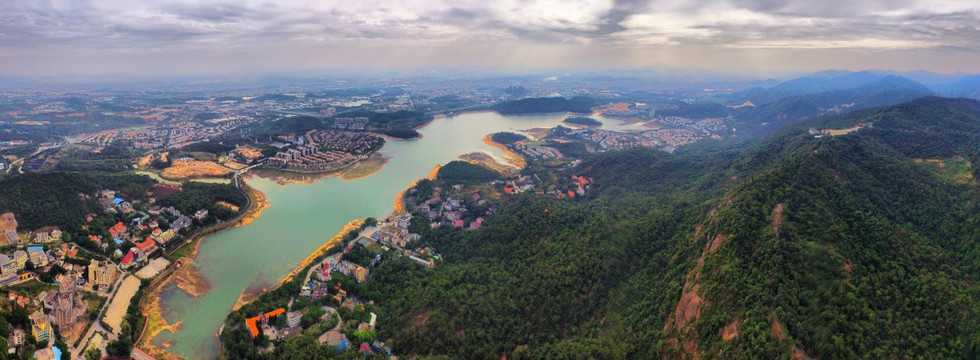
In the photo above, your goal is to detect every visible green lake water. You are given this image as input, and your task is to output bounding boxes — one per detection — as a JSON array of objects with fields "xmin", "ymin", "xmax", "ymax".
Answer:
[{"xmin": 152, "ymin": 111, "xmax": 635, "ymax": 359}]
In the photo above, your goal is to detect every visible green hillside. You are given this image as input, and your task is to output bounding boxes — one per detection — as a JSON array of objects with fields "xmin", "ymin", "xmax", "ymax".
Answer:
[{"xmin": 221, "ymin": 97, "xmax": 980, "ymax": 359}]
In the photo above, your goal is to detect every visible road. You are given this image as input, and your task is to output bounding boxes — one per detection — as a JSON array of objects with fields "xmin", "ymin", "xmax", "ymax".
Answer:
[
  {"xmin": 233, "ymin": 162, "xmax": 263, "ymax": 188},
  {"xmin": 71, "ymin": 269, "xmax": 124, "ymax": 360}
]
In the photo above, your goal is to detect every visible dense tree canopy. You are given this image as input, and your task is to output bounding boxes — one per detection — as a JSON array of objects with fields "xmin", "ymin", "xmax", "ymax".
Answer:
[{"xmin": 220, "ymin": 97, "xmax": 980, "ymax": 359}]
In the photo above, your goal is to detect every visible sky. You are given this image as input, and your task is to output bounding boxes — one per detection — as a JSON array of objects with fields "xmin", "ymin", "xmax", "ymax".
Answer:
[{"xmin": 0, "ymin": 0, "xmax": 978, "ymax": 76}]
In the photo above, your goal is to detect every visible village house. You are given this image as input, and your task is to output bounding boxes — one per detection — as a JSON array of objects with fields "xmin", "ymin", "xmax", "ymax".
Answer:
[
  {"xmin": 355, "ymin": 266, "xmax": 368, "ymax": 283},
  {"xmin": 88, "ymin": 259, "xmax": 118, "ymax": 287},
  {"xmin": 395, "ymin": 215, "xmax": 411, "ymax": 230},
  {"xmin": 7, "ymin": 327, "xmax": 24, "ymax": 351},
  {"xmin": 11, "ymin": 251, "xmax": 26, "ymax": 271},
  {"xmin": 5, "ymin": 231, "xmax": 20, "ymax": 246},
  {"xmin": 33, "ymin": 232, "xmax": 50, "ymax": 244},
  {"xmin": 171, "ymin": 215, "xmax": 192, "ymax": 231},
  {"xmin": 30, "ymin": 311, "xmax": 50, "ymax": 342},
  {"xmin": 27, "ymin": 247, "xmax": 47, "ymax": 267},
  {"xmin": 135, "ymin": 238, "xmax": 159, "ymax": 256},
  {"xmin": 287, "ymin": 311, "xmax": 302, "ymax": 328},
  {"xmin": 120, "ymin": 251, "xmax": 135, "ymax": 269},
  {"xmin": 156, "ymin": 229, "xmax": 178, "ymax": 244}
]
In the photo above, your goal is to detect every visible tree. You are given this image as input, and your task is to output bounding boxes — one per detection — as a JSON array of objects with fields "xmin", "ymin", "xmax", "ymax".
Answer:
[
  {"xmin": 105, "ymin": 338, "xmax": 133, "ymax": 357},
  {"xmin": 84, "ymin": 348, "xmax": 101, "ymax": 360}
]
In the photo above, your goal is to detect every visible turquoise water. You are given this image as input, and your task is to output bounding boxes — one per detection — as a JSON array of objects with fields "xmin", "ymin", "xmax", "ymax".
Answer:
[{"xmin": 152, "ymin": 111, "xmax": 630, "ymax": 359}]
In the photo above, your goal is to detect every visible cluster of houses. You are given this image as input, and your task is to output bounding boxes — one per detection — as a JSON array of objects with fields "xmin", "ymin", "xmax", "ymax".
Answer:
[
  {"xmin": 267, "ymin": 130, "xmax": 383, "ymax": 172},
  {"xmin": 266, "ymin": 145, "xmax": 322, "ymax": 167},
  {"xmin": 557, "ymin": 175, "xmax": 592, "ymax": 198},
  {"xmin": 331, "ymin": 117, "xmax": 369, "ymax": 131},
  {"xmin": 307, "ymin": 130, "xmax": 382, "ymax": 155},
  {"xmin": 372, "ymin": 215, "xmax": 421, "ymax": 248},
  {"xmin": 5, "ymin": 274, "xmax": 94, "ymax": 359},
  {"xmin": 249, "ymin": 249, "xmax": 390, "ymax": 354},
  {"xmin": 244, "ymin": 308, "xmax": 307, "ymax": 341},
  {"xmin": 410, "ymin": 184, "xmax": 498, "ymax": 231},
  {"xmin": 499, "ymin": 176, "xmax": 536, "ymax": 195},
  {"xmin": 512, "ymin": 141, "xmax": 563, "ymax": 159},
  {"xmin": 0, "ymin": 212, "xmax": 62, "ymax": 247},
  {"xmin": 91, "ymin": 189, "xmax": 207, "ymax": 272}
]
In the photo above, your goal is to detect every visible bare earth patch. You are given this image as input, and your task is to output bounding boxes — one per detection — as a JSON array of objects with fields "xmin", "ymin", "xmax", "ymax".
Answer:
[
  {"xmin": 770, "ymin": 319, "xmax": 786, "ymax": 341},
  {"xmin": 172, "ymin": 261, "xmax": 211, "ymax": 297},
  {"xmin": 772, "ymin": 203, "xmax": 784, "ymax": 238},
  {"xmin": 104, "ymin": 276, "xmax": 142, "ymax": 334},
  {"xmin": 720, "ymin": 319, "xmax": 739, "ymax": 341},
  {"xmin": 674, "ymin": 281, "xmax": 703, "ymax": 331},
  {"xmin": 411, "ymin": 311, "xmax": 431, "ymax": 331},
  {"xmin": 161, "ymin": 160, "xmax": 231, "ymax": 180}
]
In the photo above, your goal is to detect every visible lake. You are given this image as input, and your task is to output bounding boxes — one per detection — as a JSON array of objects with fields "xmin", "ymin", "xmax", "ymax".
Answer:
[{"xmin": 152, "ymin": 111, "xmax": 635, "ymax": 359}]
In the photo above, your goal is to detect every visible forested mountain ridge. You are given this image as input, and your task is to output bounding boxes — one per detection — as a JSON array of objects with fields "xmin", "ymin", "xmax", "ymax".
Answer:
[
  {"xmin": 215, "ymin": 97, "xmax": 980, "ymax": 359},
  {"xmin": 364, "ymin": 97, "xmax": 980, "ymax": 359}
]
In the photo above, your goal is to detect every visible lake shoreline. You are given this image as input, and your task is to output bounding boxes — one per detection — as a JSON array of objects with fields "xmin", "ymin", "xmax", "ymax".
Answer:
[
  {"xmin": 151, "ymin": 111, "xmax": 590, "ymax": 359},
  {"xmin": 482, "ymin": 134, "xmax": 527, "ymax": 168},
  {"xmin": 139, "ymin": 183, "xmax": 268, "ymax": 353}
]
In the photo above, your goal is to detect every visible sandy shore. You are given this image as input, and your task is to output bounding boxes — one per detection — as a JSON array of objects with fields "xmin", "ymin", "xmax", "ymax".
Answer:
[
  {"xmin": 340, "ymin": 152, "xmax": 391, "ymax": 181},
  {"xmin": 140, "ymin": 294, "xmax": 184, "ymax": 360},
  {"xmin": 236, "ymin": 185, "xmax": 268, "ymax": 228},
  {"xmin": 482, "ymin": 134, "xmax": 527, "ymax": 168},
  {"xmin": 172, "ymin": 260, "xmax": 211, "ymax": 297},
  {"xmin": 459, "ymin": 152, "xmax": 519, "ymax": 177},
  {"xmin": 393, "ymin": 164, "xmax": 441, "ymax": 216}
]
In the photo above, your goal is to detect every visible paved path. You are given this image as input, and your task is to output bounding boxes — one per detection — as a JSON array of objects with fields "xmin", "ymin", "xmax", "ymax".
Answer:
[{"xmin": 71, "ymin": 271, "xmax": 124, "ymax": 359}]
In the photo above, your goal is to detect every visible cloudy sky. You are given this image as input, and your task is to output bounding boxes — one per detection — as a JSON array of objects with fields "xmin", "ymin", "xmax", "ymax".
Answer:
[{"xmin": 1, "ymin": 0, "xmax": 978, "ymax": 76}]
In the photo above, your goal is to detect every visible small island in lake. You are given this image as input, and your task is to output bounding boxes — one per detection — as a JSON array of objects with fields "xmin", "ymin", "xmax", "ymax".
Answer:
[{"xmin": 563, "ymin": 116, "xmax": 603, "ymax": 127}]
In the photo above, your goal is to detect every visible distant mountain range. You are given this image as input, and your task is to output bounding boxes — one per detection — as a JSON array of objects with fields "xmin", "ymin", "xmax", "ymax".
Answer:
[
  {"xmin": 730, "ymin": 71, "xmax": 887, "ymax": 105},
  {"xmin": 732, "ymin": 76, "xmax": 935, "ymax": 133}
]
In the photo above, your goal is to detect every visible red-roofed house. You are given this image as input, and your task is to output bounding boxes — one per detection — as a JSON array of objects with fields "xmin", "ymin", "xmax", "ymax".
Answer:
[
  {"xmin": 451, "ymin": 219, "xmax": 464, "ymax": 228},
  {"xmin": 110, "ymin": 222, "xmax": 127, "ymax": 235},
  {"xmin": 245, "ymin": 308, "xmax": 286, "ymax": 338},
  {"xmin": 135, "ymin": 239, "xmax": 158, "ymax": 254},
  {"xmin": 120, "ymin": 252, "xmax": 135, "ymax": 269}
]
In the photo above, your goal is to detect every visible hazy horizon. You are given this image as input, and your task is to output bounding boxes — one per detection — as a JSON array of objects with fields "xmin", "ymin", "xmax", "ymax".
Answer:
[{"xmin": 1, "ymin": 0, "xmax": 979, "ymax": 77}]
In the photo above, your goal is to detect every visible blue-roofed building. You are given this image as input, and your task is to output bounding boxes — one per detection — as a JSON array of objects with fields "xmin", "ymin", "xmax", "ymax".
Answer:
[
  {"xmin": 26, "ymin": 246, "xmax": 43, "ymax": 252},
  {"xmin": 112, "ymin": 198, "xmax": 125, "ymax": 205}
]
